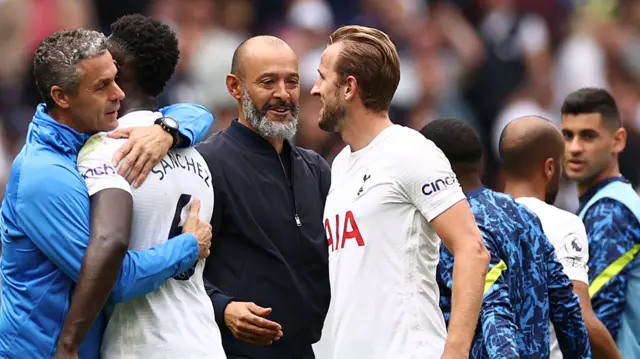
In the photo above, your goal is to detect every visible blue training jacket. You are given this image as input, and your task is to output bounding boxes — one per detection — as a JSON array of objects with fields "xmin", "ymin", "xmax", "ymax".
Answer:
[
  {"xmin": 438, "ymin": 187, "xmax": 590, "ymax": 359},
  {"xmin": 0, "ymin": 103, "xmax": 213, "ymax": 358}
]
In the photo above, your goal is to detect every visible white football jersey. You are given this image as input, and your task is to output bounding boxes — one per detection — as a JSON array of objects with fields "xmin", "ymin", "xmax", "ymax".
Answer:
[
  {"xmin": 516, "ymin": 196, "xmax": 589, "ymax": 359},
  {"xmin": 76, "ymin": 110, "xmax": 225, "ymax": 359},
  {"xmin": 314, "ymin": 125, "xmax": 465, "ymax": 359}
]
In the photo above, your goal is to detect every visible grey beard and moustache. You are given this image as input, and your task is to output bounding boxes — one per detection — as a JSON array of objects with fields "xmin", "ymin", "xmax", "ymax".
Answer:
[{"xmin": 241, "ymin": 90, "xmax": 299, "ymax": 139}]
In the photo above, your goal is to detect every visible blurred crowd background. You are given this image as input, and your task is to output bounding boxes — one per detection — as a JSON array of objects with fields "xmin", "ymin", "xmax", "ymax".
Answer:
[{"xmin": 1, "ymin": 0, "xmax": 639, "ymax": 212}]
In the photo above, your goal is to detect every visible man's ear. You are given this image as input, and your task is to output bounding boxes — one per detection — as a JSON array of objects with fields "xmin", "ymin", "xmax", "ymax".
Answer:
[
  {"xmin": 613, "ymin": 127, "xmax": 627, "ymax": 154},
  {"xmin": 344, "ymin": 75, "xmax": 358, "ymax": 102},
  {"xmin": 543, "ymin": 157, "xmax": 554, "ymax": 183},
  {"xmin": 50, "ymin": 86, "xmax": 71, "ymax": 109},
  {"xmin": 226, "ymin": 74, "xmax": 243, "ymax": 100}
]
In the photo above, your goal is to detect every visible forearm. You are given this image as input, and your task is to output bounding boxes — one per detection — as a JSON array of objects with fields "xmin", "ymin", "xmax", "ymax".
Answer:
[
  {"xmin": 573, "ymin": 281, "xmax": 622, "ymax": 359},
  {"xmin": 160, "ymin": 103, "xmax": 214, "ymax": 147},
  {"xmin": 446, "ymin": 248, "xmax": 489, "ymax": 350},
  {"xmin": 57, "ymin": 190, "xmax": 133, "ymax": 350},
  {"xmin": 585, "ymin": 314, "xmax": 623, "ymax": 359},
  {"xmin": 110, "ymin": 233, "xmax": 199, "ymax": 303}
]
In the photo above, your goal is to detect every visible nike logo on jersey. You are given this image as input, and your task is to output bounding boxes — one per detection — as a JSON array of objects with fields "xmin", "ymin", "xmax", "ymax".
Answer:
[{"xmin": 357, "ymin": 173, "xmax": 371, "ymax": 196}]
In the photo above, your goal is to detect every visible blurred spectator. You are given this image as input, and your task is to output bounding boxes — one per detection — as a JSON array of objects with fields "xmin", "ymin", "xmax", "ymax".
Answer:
[{"xmin": 2, "ymin": 0, "xmax": 640, "ymax": 204}]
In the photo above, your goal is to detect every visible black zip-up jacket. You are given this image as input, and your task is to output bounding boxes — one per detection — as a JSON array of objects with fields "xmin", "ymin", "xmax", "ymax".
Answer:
[{"xmin": 196, "ymin": 120, "xmax": 331, "ymax": 359}]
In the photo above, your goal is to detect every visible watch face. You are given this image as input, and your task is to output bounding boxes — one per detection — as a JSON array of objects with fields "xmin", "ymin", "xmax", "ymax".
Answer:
[{"xmin": 164, "ymin": 117, "xmax": 179, "ymax": 130}]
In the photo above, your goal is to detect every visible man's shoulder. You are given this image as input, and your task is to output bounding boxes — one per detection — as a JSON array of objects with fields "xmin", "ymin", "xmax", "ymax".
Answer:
[
  {"xmin": 586, "ymin": 197, "xmax": 638, "ymax": 225},
  {"xmin": 470, "ymin": 192, "xmax": 508, "ymax": 226},
  {"xmin": 78, "ymin": 133, "xmax": 123, "ymax": 161},
  {"xmin": 194, "ymin": 131, "xmax": 229, "ymax": 160},
  {"xmin": 480, "ymin": 191, "xmax": 545, "ymax": 234},
  {"xmin": 386, "ymin": 126, "xmax": 440, "ymax": 156},
  {"xmin": 474, "ymin": 189, "xmax": 515, "ymax": 213},
  {"xmin": 519, "ymin": 197, "xmax": 583, "ymax": 227},
  {"xmin": 293, "ymin": 145, "xmax": 329, "ymax": 170},
  {"xmin": 17, "ymin": 154, "xmax": 85, "ymax": 204}
]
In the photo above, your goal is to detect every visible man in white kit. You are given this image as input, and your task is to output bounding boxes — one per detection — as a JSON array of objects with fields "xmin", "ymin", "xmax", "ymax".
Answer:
[
  {"xmin": 500, "ymin": 115, "xmax": 622, "ymax": 359},
  {"xmin": 310, "ymin": 25, "xmax": 490, "ymax": 359},
  {"xmin": 74, "ymin": 15, "xmax": 225, "ymax": 358}
]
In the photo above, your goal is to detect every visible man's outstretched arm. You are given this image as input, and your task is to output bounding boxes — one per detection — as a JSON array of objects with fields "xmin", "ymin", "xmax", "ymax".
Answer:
[
  {"xmin": 108, "ymin": 104, "xmax": 214, "ymax": 187},
  {"xmin": 159, "ymin": 103, "xmax": 214, "ymax": 147}
]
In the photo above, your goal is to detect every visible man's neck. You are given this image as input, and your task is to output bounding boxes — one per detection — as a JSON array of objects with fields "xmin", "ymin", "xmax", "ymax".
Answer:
[
  {"xmin": 341, "ymin": 110, "xmax": 393, "ymax": 152},
  {"xmin": 456, "ymin": 168, "xmax": 483, "ymax": 194},
  {"xmin": 49, "ymin": 108, "xmax": 83, "ymax": 132},
  {"xmin": 119, "ymin": 95, "xmax": 157, "ymax": 117},
  {"xmin": 237, "ymin": 117, "xmax": 285, "ymax": 153},
  {"xmin": 577, "ymin": 162, "xmax": 621, "ymax": 197},
  {"xmin": 503, "ymin": 177, "xmax": 545, "ymax": 201}
]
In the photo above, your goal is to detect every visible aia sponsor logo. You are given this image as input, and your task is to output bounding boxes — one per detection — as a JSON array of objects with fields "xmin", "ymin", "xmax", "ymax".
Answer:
[
  {"xmin": 421, "ymin": 174, "xmax": 457, "ymax": 196},
  {"xmin": 81, "ymin": 163, "xmax": 116, "ymax": 179},
  {"xmin": 324, "ymin": 210, "xmax": 365, "ymax": 252}
]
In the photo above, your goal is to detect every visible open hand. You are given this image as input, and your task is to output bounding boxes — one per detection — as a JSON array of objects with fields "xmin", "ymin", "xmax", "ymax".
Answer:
[
  {"xmin": 109, "ymin": 125, "xmax": 173, "ymax": 187},
  {"xmin": 224, "ymin": 302, "xmax": 283, "ymax": 346}
]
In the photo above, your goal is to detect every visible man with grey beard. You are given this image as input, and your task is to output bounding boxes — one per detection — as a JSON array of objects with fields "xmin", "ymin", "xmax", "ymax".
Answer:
[{"xmin": 195, "ymin": 36, "xmax": 331, "ymax": 359}]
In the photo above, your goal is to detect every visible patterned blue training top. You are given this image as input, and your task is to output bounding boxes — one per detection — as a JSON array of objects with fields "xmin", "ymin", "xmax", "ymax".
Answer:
[
  {"xmin": 437, "ymin": 186, "xmax": 591, "ymax": 359},
  {"xmin": 580, "ymin": 176, "xmax": 640, "ymax": 340}
]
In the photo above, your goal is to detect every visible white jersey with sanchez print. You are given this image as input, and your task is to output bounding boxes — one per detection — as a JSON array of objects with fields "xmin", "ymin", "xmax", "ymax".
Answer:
[
  {"xmin": 516, "ymin": 196, "xmax": 590, "ymax": 359},
  {"xmin": 314, "ymin": 125, "xmax": 466, "ymax": 359},
  {"xmin": 76, "ymin": 110, "xmax": 225, "ymax": 359}
]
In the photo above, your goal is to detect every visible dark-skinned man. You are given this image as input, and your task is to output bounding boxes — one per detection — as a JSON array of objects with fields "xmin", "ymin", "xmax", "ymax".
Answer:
[
  {"xmin": 421, "ymin": 118, "xmax": 590, "ymax": 358},
  {"xmin": 196, "ymin": 36, "xmax": 331, "ymax": 359},
  {"xmin": 500, "ymin": 115, "xmax": 622, "ymax": 359},
  {"xmin": 0, "ymin": 28, "xmax": 214, "ymax": 359},
  {"xmin": 53, "ymin": 15, "xmax": 224, "ymax": 359}
]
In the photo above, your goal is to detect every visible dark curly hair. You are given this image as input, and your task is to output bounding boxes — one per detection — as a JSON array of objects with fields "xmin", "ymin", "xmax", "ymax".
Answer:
[
  {"xmin": 420, "ymin": 118, "xmax": 483, "ymax": 164},
  {"xmin": 109, "ymin": 14, "xmax": 179, "ymax": 97}
]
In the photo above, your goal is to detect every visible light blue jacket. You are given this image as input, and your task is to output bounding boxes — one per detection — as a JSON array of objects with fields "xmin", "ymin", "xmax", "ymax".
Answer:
[
  {"xmin": 579, "ymin": 179, "xmax": 640, "ymax": 358},
  {"xmin": 0, "ymin": 103, "xmax": 213, "ymax": 358}
]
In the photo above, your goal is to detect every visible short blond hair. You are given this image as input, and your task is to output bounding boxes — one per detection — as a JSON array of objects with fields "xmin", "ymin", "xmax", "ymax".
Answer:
[{"xmin": 329, "ymin": 25, "xmax": 401, "ymax": 112}]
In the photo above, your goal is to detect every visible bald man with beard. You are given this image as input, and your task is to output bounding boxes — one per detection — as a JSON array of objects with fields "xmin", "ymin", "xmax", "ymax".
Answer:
[
  {"xmin": 196, "ymin": 36, "xmax": 331, "ymax": 359},
  {"xmin": 500, "ymin": 116, "xmax": 622, "ymax": 359}
]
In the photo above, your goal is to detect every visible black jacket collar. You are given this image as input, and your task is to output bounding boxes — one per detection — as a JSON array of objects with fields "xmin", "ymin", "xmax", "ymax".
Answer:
[{"xmin": 226, "ymin": 119, "xmax": 296, "ymax": 154}]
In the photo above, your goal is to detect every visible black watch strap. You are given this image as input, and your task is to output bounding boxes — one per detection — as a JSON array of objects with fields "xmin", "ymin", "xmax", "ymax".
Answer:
[{"xmin": 155, "ymin": 117, "xmax": 179, "ymax": 148}]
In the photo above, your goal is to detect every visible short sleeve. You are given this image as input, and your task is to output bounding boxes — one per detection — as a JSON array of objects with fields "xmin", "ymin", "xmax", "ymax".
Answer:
[
  {"xmin": 77, "ymin": 133, "xmax": 131, "ymax": 196},
  {"xmin": 395, "ymin": 137, "xmax": 465, "ymax": 222},
  {"xmin": 555, "ymin": 216, "xmax": 590, "ymax": 284}
]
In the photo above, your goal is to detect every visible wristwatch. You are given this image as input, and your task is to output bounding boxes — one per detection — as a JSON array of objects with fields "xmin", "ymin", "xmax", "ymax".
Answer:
[{"xmin": 154, "ymin": 117, "xmax": 180, "ymax": 148}]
